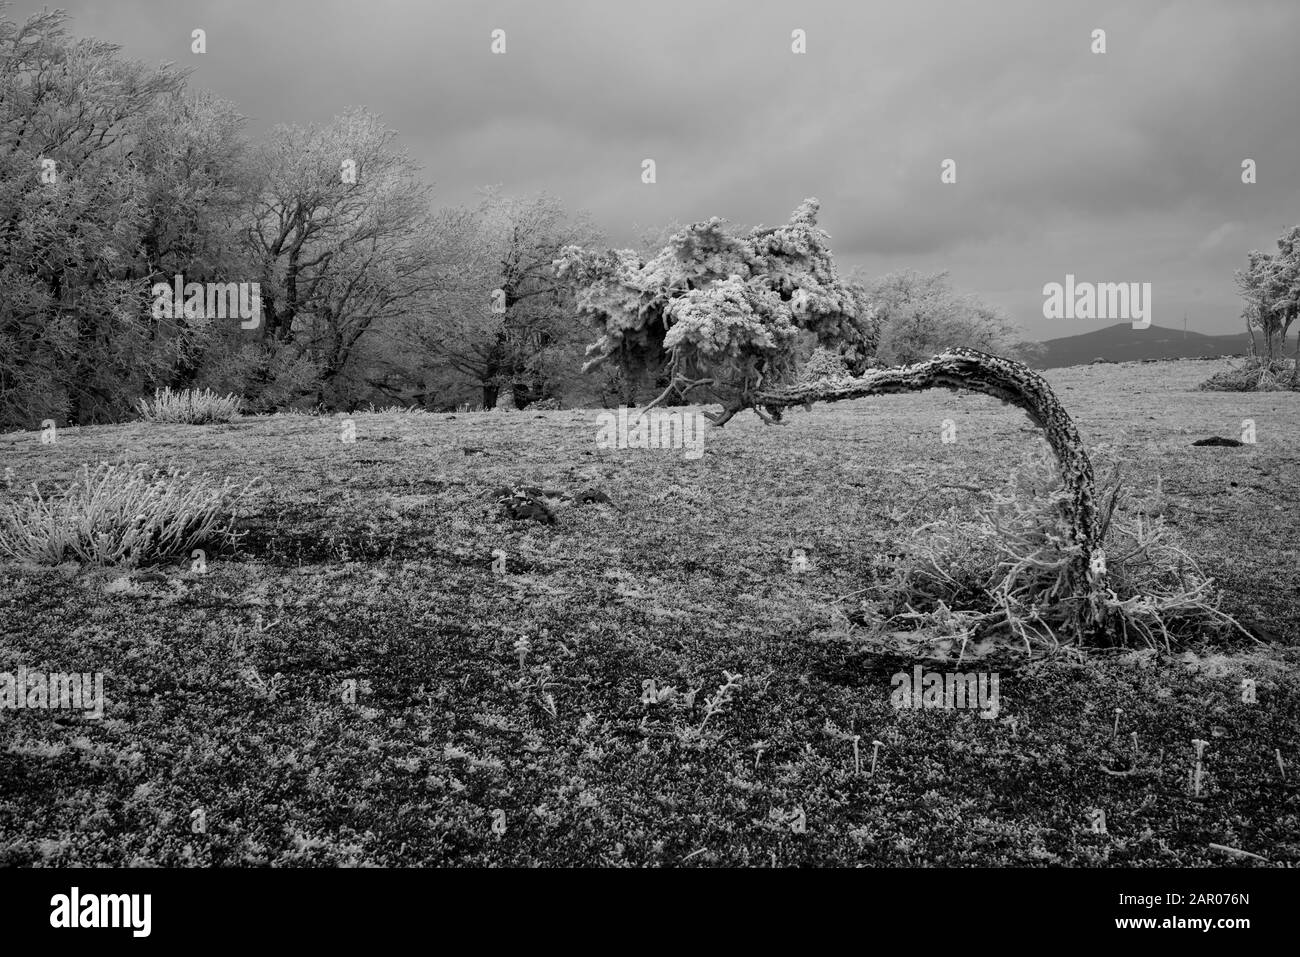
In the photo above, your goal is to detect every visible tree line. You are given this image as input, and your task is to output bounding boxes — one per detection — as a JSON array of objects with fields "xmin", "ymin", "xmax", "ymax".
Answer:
[{"xmin": 0, "ymin": 7, "xmax": 1032, "ymax": 429}]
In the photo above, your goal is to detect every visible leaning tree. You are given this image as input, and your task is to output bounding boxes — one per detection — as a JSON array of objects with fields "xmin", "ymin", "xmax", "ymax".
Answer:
[{"xmin": 555, "ymin": 199, "xmax": 1107, "ymax": 628}]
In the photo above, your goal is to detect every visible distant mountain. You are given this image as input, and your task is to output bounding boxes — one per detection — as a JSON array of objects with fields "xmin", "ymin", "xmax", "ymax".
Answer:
[{"xmin": 1028, "ymin": 323, "xmax": 1272, "ymax": 368}]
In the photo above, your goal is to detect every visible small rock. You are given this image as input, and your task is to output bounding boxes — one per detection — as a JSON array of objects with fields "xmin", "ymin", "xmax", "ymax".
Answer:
[
  {"xmin": 575, "ymin": 488, "xmax": 614, "ymax": 506},
  {"xmin": 490, "ymin": 486, "xmax": 558, "ymax": 525}
]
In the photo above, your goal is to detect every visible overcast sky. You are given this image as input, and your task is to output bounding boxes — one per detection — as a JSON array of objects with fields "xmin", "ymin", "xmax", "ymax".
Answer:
[{"xmin": 12, "ymin": 0, "xmax": 1300, "ymax": 339}]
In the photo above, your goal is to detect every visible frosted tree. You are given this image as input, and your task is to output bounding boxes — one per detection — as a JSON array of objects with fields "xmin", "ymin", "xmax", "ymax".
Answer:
[
  {"xmin": 856, "ymin": 268, "xmax": 1027, "ymax": 365},
  {"xmin": 556, "ymin": 199, "xmax": 1104, "ymax": 614},
  {"xmin": 0, "ymin": 7, "xmax": 251, "ymax": 426},
  {"xmin": 423, "ymin": 189, "xmax": 600, "ymax": 410},
  {"xmin": 1236, "ymin": 226, "xmax": 1300, "ymax": 376},
  {"xmin": 1236, "ymin": 250, "xmax": 1287, "ymax": 362},
  {"xmin": 248, "ymin": 108, "xmax": 445, "ymax": 407}
]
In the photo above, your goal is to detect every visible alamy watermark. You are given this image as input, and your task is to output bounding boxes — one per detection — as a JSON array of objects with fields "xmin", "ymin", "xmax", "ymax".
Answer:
[
  {"xmin": 890, "ymin": 665, "xmax": 999, "ymax": 719},
  {"xmin": 1043, "ymin": 274, "xmax": 1151, "ymax": 329},
  {"xmin": 50, "ymin": 887, "xmax": 150, "ymax": 937},
  {"xmin": 1, "ymin": 667, "xmax": 104, "ymax": 719},
  {"xmin": 151, "ymin": 274, "xmax": 261, "ymax": 328},
  {"xmin": 595, "ymin": 407, "xmax": 705, "ymax": 460}
]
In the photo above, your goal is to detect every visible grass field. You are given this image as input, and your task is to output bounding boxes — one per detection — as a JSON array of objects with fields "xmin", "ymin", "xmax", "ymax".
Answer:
[{"xmin": 1, "ymin": 358, "xmax": 1297, "ymax": 866}]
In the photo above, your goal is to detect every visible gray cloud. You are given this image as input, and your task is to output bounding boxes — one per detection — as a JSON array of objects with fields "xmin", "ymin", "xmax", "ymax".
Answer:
[{"xmin": 9, "ymin": 0, "xmax": 1299, "ymax": 339}]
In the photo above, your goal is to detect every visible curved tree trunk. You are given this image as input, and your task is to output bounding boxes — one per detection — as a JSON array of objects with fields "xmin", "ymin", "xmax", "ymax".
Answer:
[{"xmin": 714, "ymin": 348, "xmax": 1102, "ymax": 614}]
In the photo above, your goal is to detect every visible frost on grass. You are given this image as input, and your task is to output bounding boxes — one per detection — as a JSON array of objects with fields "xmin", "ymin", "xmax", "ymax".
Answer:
[
  {"xmin": 0, "ymin": 462, "xmax": 257, "ymax": 566},
  {"xmin": 136, "ymin": 387, "xmax": 244, "ymax": 424}
]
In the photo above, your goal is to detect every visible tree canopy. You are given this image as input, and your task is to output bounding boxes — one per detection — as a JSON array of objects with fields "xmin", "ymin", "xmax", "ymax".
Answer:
[
  {"xmin": 1236, "ymin": 225, "xmax": 1300, "ymax": 365},
  {"xmin": 554, "ymin": 199, "xmax": 878, "ymax": 413}
]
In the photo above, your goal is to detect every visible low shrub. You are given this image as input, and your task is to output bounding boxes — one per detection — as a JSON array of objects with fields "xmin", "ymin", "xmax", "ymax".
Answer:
[
  {"xmin": 798, "ymin": 347, "xmax": 854, "ymax": 384},
  {"xmin": 136, "ymin": 387, "xmax": 243, "ymax": 424},
  {"xmin": 1200, "ymin": 357, "xmax": 1298, "ymax": 392},
  {"xmin": 360, "ymin": 404, "xmax": 428, "ymax": 415},
  {"xmin": 0, "ymin": 462, "xmax": 257, "ymax": 566},
  {"xmin": 854, "ymin": 450, "xmax": 1249, "ymax": 654}
]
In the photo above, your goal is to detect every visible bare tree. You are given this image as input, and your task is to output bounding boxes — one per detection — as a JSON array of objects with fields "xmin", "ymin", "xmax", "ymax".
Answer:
[
  {"xmin": 247, "ymin": 108, "xmax": 444, "ymax": 406},
  {"xmin": 424, "ymin": 189, "xmax": 599, "ymax": 409}
]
